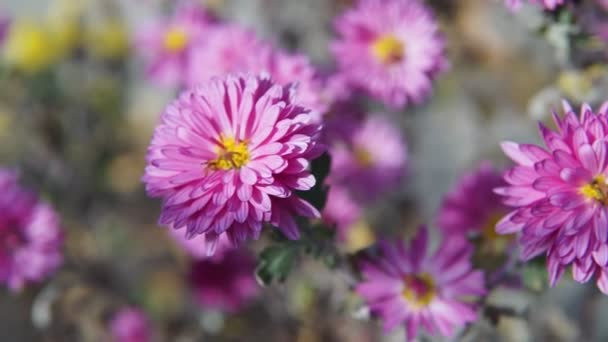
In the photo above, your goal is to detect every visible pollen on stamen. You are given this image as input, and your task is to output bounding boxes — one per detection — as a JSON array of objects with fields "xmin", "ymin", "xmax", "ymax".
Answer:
[
  {"xmin": 164, "ymin": 27, "xmax": 189, "ymax": 53},
  {"xmin": 371, "ymin": 34, "xmax": 404, "ymax": 64},
  {"xmin": 207, "ymin": 136, "xmax": 250, "ymax": 171}
]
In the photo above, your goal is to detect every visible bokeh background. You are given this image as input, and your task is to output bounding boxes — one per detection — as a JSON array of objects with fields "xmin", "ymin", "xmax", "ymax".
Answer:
[{"xmin": 1, "ymin": 0, "xmax": 608, "ymax": 341}]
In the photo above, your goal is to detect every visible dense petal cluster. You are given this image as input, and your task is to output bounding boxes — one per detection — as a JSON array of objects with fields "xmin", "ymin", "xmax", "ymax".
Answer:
[
  {"xmin": 356, "ymin": 226, "xmax": 485, "ymax": 341},
  {"xmin": 496, "ymin": 102, "xmax": 608, "ymax": 293},
  {"xmin": 143, "ymin": 74, "xmax": 323, "ymax": 255},
  {"xmin": 331, "ymin": 0, "xmax": 447, "ymax": 108},
  {"xmin": 438, "ymin": 161, "xmax": 508, "ymax": 235},
  {"xmin": 505, "ymin": 0, "xmax": 566, "ymax": 11},
  {"xmin": 136, "ymin": 1, "xmax": 213, "ymax": 86},
  {"xmin": 109, "ymin": 307, "xmax": 151, "ymax": 342},
  {"xmin": 0, "ymin": 169, "xmax": 63, "ymax": 291},
  {"xmin": 327, "ymin": 115, "xmax": 407, "ymax": 202},
  {"xmin": 187, "ymin": 24, "xmax": 325, "ymax": 119},
  {"xmin": 189, "ymin": 247, "xmax": 258, "ymax": 312}
]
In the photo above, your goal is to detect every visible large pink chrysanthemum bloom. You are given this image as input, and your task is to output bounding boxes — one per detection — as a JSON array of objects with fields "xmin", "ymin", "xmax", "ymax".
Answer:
[
  {"xmin": 0, "ymin": 169, "xmax": 63, "ymax": 291},
  {"xmin": 356, "ymin": 226, "xmax": 485, "ymax": 341},
  {"xmin": 330, "ymin": 0, "xmax": 447, "ymax": 109},
  {"xmin": 496, "ymin": 101, "xmax": 608, "ymax": 293},
  {"xmin": 135, "ymin": 1, "xmax": 213, "ymax": 87},
  {"xmin": 187, "ymin": 24, "xmax": 325, "ymax": 119},
  {"xmin": 109, "ymin": 307, "xmax": 151, "ymax": 342},
  {"xmin": 189, "ymin": 247, "xmax": 258, "ymax": 312},
  {"xmin": 143, "ymin": 74, "xmax": 323, "ymax": 255},
  {"xmin": 327, "ymin": 115, "xmax": 406, "ymax": 202},
  {"xmin": 505, "ymin": 0, "xmax": 566, "ymax": 11}
]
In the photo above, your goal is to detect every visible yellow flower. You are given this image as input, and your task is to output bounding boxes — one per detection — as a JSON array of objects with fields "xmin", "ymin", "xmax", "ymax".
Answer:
[
  {"xmin": 3, "ymin": 21, "xmax": 58, "ymax": 73},
  {"xmin": 85, "ymin": 21, "xmax": 129, "ymax": 60}
]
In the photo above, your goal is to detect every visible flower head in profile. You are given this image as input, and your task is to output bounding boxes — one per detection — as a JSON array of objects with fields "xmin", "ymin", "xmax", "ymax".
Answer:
[
  {"xmin": 135, "ymin": 1, "xmax": 213, "ymax": 86},
  {"xmin": 0, "ymin": 169, "xmax": 63, "ymax": 291},
  {"xmin": 187, "ymin": 24, "xmax": 324, "ymax": 119},
  {"xmin": 505, "ymin": 0, "xmax": 566, "ymax": 11},
  {"xmin": 496, "ymin": 101, "xmax": 608, "ymax": 293},
  {"xmin": 438, "ymin": 162, "xmax": 513, "ymax": 257},
  {"xmin": 189, "ymin": 247, "xmax": 258, "ymax": 312},
  {"xmin": 331, "ymin": 0, "xmax": 447, "ymax": 108},
  {"xmin": 356, "ymin": 226, "xmax": 485, "ymax": 341},
  {"xmin": 109, "ymin": 307, "xmax": 151, "ymax": 342},
  {"xmin": 327, "ymin": 114, "xmax": 407, "ymax": 202},
  {"xmin": 143, "ymin": 74, "xmax": 323, "ymax": 255}
]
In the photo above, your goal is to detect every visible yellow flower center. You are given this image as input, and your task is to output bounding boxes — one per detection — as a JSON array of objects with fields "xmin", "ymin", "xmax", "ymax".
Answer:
[
  {"xmin": 208, "ymin": 136, "xmax": 250, "ymax": 171},
  {"xmin": 580, "ymin": 175, "xmax": 608, "ymax": 205},
  {"xmin": 402, "ymin": 273, "xmax": 436, "ymax": 309},
  {"xmin": 371, "ymin": 34, "xmax": 405, "ymax": 64},
  {"xmin": 353, "ymin": 147, "xmax": 373, "ymax": 167},
  {"xmin": 163, "ymin": 27, "xmax": 188, "ymax": 53},
  {"xmin": 480, "ymin": 213, "xmax": 515, "ymax": 256}
]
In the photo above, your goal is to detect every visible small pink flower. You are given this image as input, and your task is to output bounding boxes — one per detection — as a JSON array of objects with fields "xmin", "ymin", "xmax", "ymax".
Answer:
[
  {"xmin": 438, "ymin": 161, "xmax": 508, "ymax": 236},
  {"xmin": 143, "ymin": 74, "xmax": 323, "ymax": 255},
  {"xmin": 496, "ymin": 101, "xmax": 608, "ymax": 293},
  {"xmin": 189, "ymin": 247, "xmax": 258, "ymax": 312},
  {"xmin": 135, "ymin": 1, "xmax": 214, "ymax": 87},
  {"xmin": 109, "ymin": 307, "xmax": 151, "ymax": 342},
  {"xmin": 356, "ymin": 226, "xmax": 485, "ymax": 341},
  {"xmin": 505, "ymin": 0, "xmax": 566, "ymax": 11},
  {"xmin": 331, "ymin": 0, "xmax": 447, "ymax": 108},
  {"xmin": 322, "ymin": 185, "xmax": 362, "ymax": 240},
  {"xmin": 327, "ymin": 115, "xmax": 407, "ymax": 203},
  {"xmin": 187, "ymin": 24, "xmax": 324, "ymax": 120},
  {"xmin": 0, "ymin": 169, "xmax": 63, "ymax": 291}
]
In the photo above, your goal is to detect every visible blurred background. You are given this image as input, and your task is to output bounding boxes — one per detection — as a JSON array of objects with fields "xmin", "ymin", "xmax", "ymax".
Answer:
[{"xmin": 1, "ymin": 0, "xmax": 608, "ymax": 341}]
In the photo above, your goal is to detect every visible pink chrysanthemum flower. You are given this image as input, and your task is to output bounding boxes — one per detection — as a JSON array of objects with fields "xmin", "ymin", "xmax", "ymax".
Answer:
[
  {"xmin": 135, "ymin": 1, "xmax": 213, "ymax": 87},
  {"xmin": 356, "ymin": 226, "xmax": 485, "ymax": 341},
  {"xmin": 187, "ymin": 24, "xmax": 325, "ymax": 119},
  {"xmin": 186, "ymin": 24, "xmax": 264, "ymax": 87},
  {"xmin": 322, "ymin": 185, "xmax": 362, "ymax": 240},
  {"xmin": 143, "ymin": 74, "xmax": 323, "ymax": 255},
  {"xmin": 505, "ymin": 0, "xmax": 566, "ymax": 11},
  {"xmin": 109, "ymin": 307, "xmax": 151, "ymax": 342},
  {"xmin": 438, "ymin": 162, "xmax": 514, "ymax": 258},
  {"xmin": 189, "ymin": 247, "xmax": 258, "ymax": 312},
  {"xmin": 330, "ymin": 0, "xmax": 447, "ymax": 108},
  {"xmin": 496, "ymin": 101, "xmax": 608, "ymax": 293},
  {"xmin": 0, "ymin": 169, "xmax": 63, "ymax": 291},
  {"xmin": 327, "ymin": 115, "xmax": 407, "ymax": 202}
]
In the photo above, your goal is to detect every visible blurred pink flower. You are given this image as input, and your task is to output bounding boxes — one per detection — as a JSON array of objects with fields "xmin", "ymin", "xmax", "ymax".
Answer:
[
  {"xmin": 186, "ymin": 24, "xmax": 264, "ymax": 87},
  {"xmin": 496, "ymin": 101, "xmax": 608, "ymax": 293},
  {"xmin": 0, "ymin": 16, "xmax": 9, "ymax": 44},
  {"xmin": 505, "ymin": 0, "xmax": 566, "ymax": 11},
  {"xmin": 135, "ymin": 1, "xmax": 214, "ymax": 87},
  {"xmin": 356, "ymin": 226, "xmax": 485, "ymax": 341},
  {"xmin": 143, "ymin": 74, "xmax": 323, "ymax": 256},
  {"xmin": 187, "ymin": 24, "xmax": 325, "ymax": 120},
  {"xmin": 438, "ymin": 161, "xmax": 508, "ymax": 236},
  {"xmin": 110, "ymin": 307, "xmax": 151, "ymax": 342},
  {"xmin": 169, "ymin": 226, "xmax": 233, "ymax": 260},
  {"xmin": 327, "ymin": 114, "xmax": 407, "ymax": 202},
  {"xmin": 189, "ymin": 247, "xmax": 258, "ymax": 312},
  {"xmin": 322, "ymin": 185, "xmax": 362, "ymax": 240},
  {"xmin": 0, "ymin": 169, "xmax": 63, "ymax": 291},
  {"xmin": 330, "ymin": 0, "xmax": 447, "ymax": 108}
]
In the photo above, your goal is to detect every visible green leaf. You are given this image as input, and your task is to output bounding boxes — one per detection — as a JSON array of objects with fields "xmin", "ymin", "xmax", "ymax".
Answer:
[
  {"xmin": 521, "ymin": 258, "xmax": 548, "ymax": 292},
  {"xmin": 255, "ymin": 244, "xmax": 298, "ymax": 286}
]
